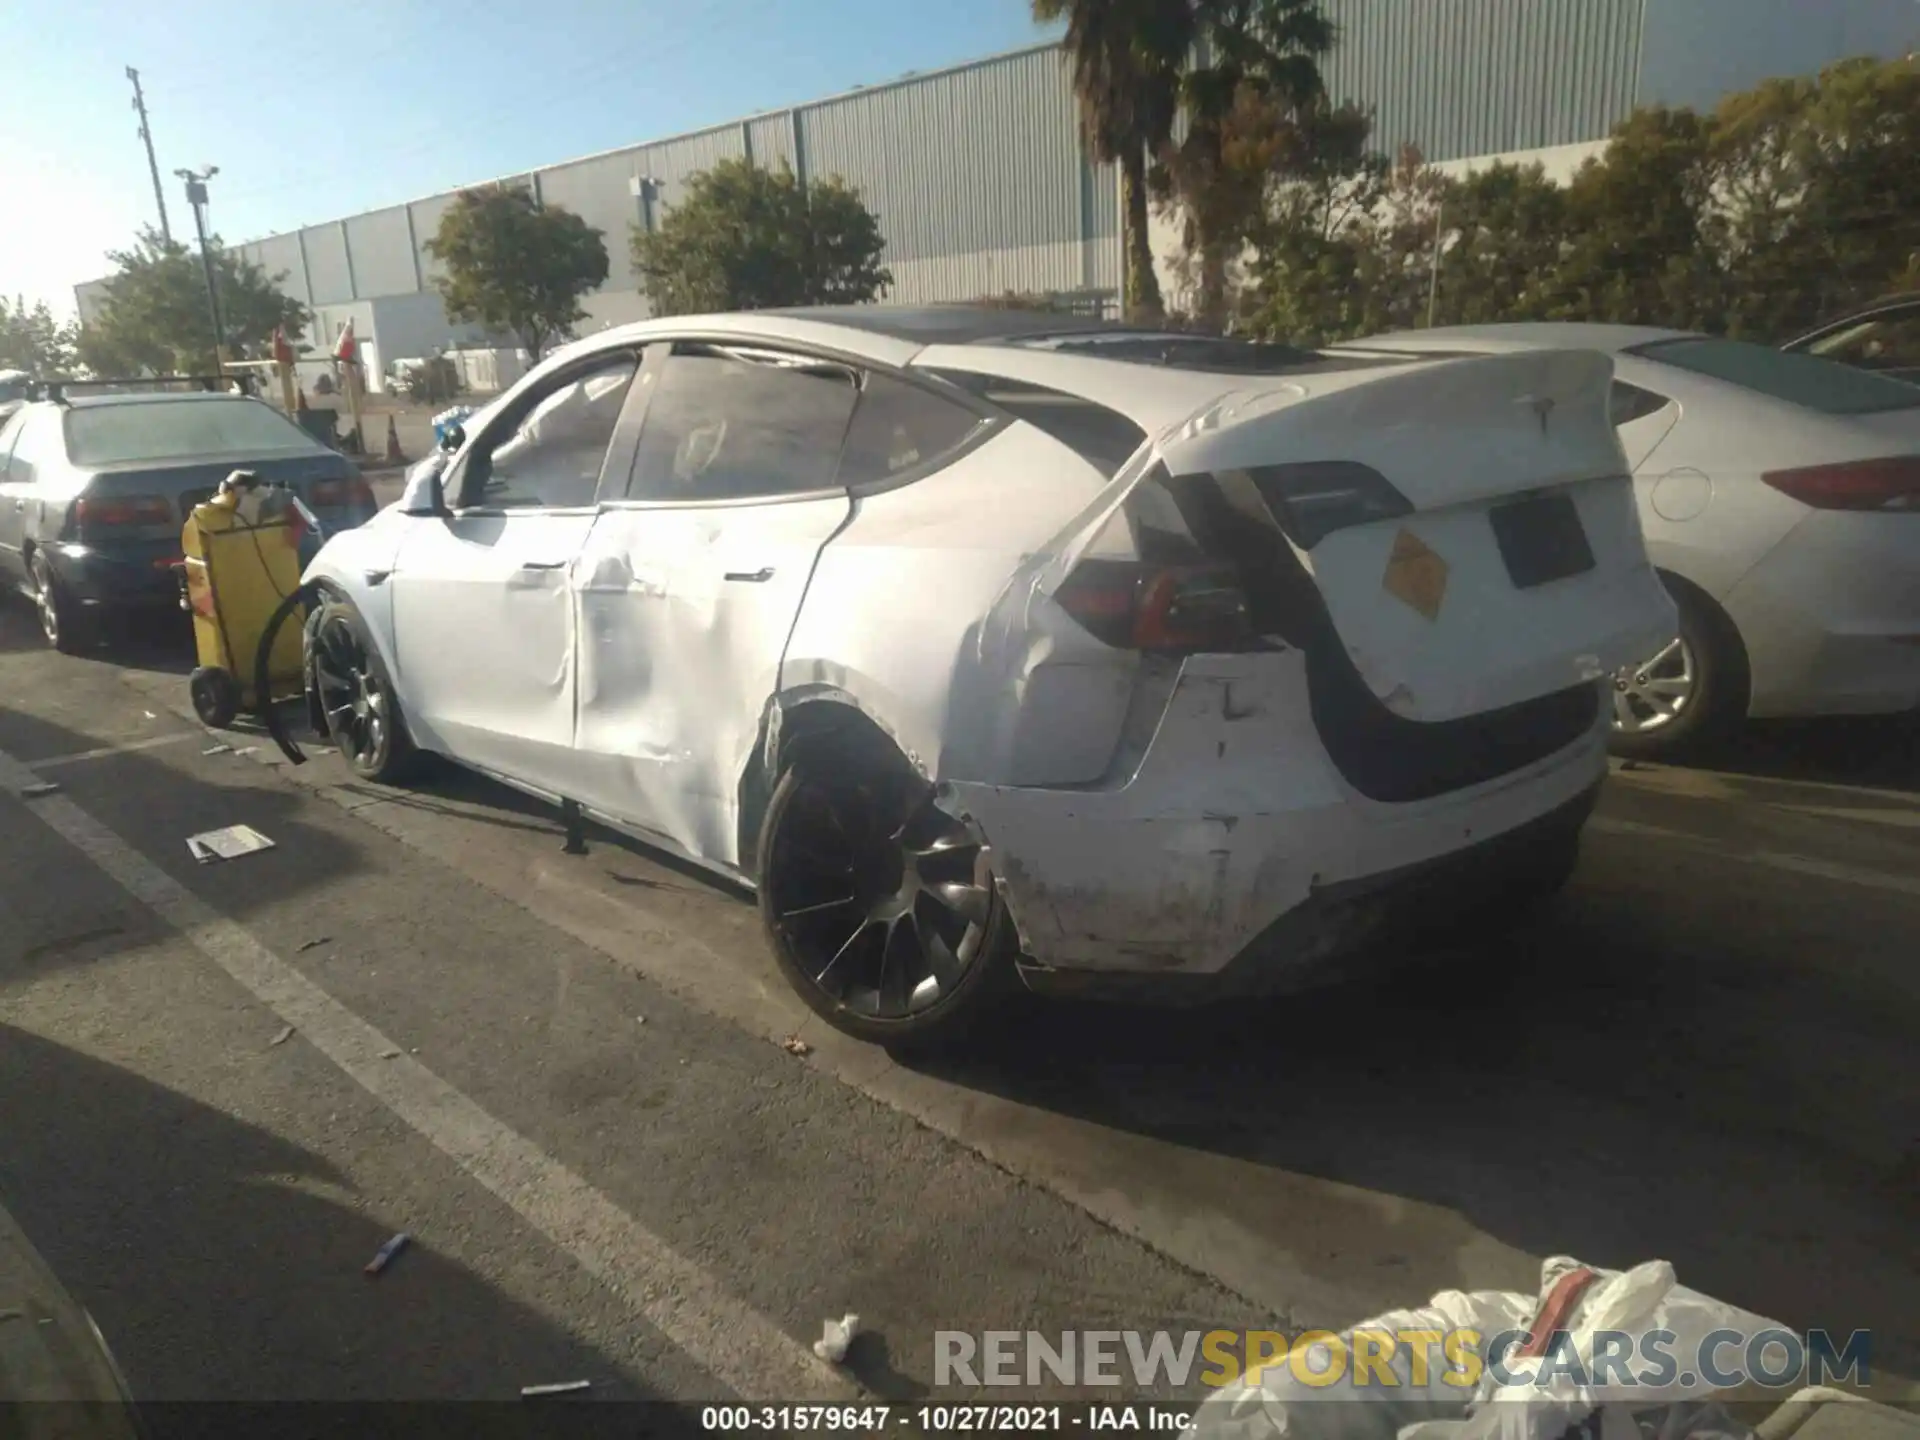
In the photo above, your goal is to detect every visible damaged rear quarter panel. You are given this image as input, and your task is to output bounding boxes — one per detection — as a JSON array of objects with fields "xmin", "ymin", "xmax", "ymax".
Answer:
[
  {"xmin": 943, "ymin": 650, "xmax": 1349, "ymax": 973},
  {"xmin": 780, "ymin": 422, "xmax": 1136, "ymax": 788}
]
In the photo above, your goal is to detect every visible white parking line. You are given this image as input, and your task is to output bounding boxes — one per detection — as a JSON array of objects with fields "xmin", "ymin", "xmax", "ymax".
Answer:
[
  {"xmin": 1589, "ymin": 815, "xmax": 1920, "ymax": 899},
  {"xmin": 0, "ymin": 741, "xmax": 851, "ymax": 1404},
  {"xmin": 30, "ymin": 732, "xmax": 201, "ymax": 769}
]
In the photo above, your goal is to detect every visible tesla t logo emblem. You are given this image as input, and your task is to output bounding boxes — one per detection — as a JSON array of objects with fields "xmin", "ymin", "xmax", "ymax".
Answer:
[{"xmin": 1522, "ymin": 395, "xmax": 1555, "ymax": 434}]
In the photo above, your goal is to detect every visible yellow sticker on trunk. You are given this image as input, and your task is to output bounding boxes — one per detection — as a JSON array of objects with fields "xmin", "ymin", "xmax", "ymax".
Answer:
[{"xmin": 1382, "ymin": 528, "xmax": 1449, "ymax": 621}]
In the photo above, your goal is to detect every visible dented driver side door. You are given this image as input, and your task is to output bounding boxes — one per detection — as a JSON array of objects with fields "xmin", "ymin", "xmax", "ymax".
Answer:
[{"xmin": 570, "ymin": 342, "xmax": 860, "ymax": 871}]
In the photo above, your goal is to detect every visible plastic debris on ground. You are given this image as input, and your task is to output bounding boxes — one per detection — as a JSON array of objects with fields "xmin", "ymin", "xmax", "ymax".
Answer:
[
  {"xmin": 186, "ymin": 824, "xmax": 275, "ymax": 863},
  {"xmin": 521, "ymin": 1381, "xmax": 593, "ymax": 1398},
  {"xmin": 782, "ymin": 1036, "xmax": 812, "ymax": 1057},
  {"xmin": 813, "ymin": 1313, "xmax": 860, "ymax": 1363},
  {"xmin": 19, "ymin": 781, "xmax": 60, "ymax": 799},
  {"xmin": 1182, "ymin": 1256, "xmax": 1785, "ymax": 1440},
  {"xmin": 364, "ymin": 1233, "xmax": 410, "ymax": 1277},
  {"xmin": 297, "ymin": 937, "xmax": 331, "ymax": 952},
  {"xmin": 202, "ymin": 743, "xmax": 233, "ymax": 756},
  {"xmin": 269, "ymin": 1026, "xmax": 295, "ymax": 1048}
]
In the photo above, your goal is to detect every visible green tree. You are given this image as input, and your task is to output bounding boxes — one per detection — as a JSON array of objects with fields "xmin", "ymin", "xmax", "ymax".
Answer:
[
  {"xmin": 1433, "ymin": 161, "xmax": 1569, "ymax": 325},
  {"xmin": 0, "ymin": 296, "xmax": 72, "ymax": 375},
  {"xmin": 77, "ymin": 227, "xmax": 308, "ymax": 375},
  {"xmin": 1034, "ymin": 0, "xmax": 1189, "ymax": 321},
  {"xmin": 1237, "ymin": 101, "xmax": 1387, "ymax": 342},
  {"xmin": 631, "ymin": 159, "xmax": 891, "ymax": 316},
  {"xmin": 425, "ymin": 185, "xmax": 609, "ymax": 362},
  {"xmin": 1709, "ymin": 55, "xmax": 1920, "ymax": 338},
  {"xmin": 1158, "ymin": 0, "xmax": 1337, "ymax": 327},
  {"xmin": 1551, "ymin": 107, "xmax": 1725, "ymax": 332}
]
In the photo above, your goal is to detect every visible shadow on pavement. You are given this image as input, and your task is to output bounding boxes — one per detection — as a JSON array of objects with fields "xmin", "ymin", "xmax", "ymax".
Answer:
[
  {"xmin": 0, "ymin": 595, "xmax": 197, "ymax": 678},
  {"xmin": 1691, "ymin": 714, "xmax": 1920, "ymax": 796},
  {"xmin": 0, "ymin": 1025, "xmax": 650, "ymax": 1423},
  {"xmin": 913, "ymin": 878, "xmax": 1920, "ymax": 1373},
  {"xmin": 0, "ymin": 703, "xmax": 379, "ymax": 988}
]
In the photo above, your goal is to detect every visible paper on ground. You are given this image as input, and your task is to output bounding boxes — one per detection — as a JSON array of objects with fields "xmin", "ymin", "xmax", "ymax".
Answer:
[{"xmin": 186, "ymin": 824, "xmax": 276, "ymax": 863}]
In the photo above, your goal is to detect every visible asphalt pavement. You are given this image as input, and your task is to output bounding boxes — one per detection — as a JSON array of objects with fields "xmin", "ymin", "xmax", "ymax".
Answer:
[{"xmin": 1, "ymin": 599, "xmax": 1916, "ymax": 1425}]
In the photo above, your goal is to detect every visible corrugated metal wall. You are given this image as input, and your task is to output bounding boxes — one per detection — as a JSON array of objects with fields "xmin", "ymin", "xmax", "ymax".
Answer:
[
  {"xmin": 1318, "ymin": 0, "xmax": 1645, "ymax": 162},
  {"xmin": 798, "ymin": 45, "xmax": 1115, "ymax": 303},
  {"xmin": 77, "ymin": 6, "xmax": 1671, "ymax": 325}
]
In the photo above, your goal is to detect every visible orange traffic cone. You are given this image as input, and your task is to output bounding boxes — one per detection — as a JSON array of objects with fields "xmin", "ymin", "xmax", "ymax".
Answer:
[{"xmin": 384, "ymin": 414, "xmax": 404, "ymax": 465}]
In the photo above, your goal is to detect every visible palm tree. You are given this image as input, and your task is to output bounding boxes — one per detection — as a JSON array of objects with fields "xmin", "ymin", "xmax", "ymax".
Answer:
[
  {"xmin": 1035, "ymin": 0, "xmax": 1191, "ymax": 321},
  {"xmin": 1174, "ymin": 0, "xmax": 1337, "ymax": 326}
]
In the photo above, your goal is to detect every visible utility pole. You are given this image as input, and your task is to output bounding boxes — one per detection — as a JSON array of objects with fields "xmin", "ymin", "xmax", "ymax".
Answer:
[
  {"xmin": 176, "ymin": 166, "xmax": 225, "ymax": 376},
  {"xmin": 125, "ymin": 67, "xmax": 172, "ymax": 245}
]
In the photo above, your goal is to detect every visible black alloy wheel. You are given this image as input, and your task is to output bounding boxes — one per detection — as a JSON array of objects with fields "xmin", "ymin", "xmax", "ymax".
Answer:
[
  {"xmin": 308, "ymin": 601, "xmax": 412, "ymax": 781},
  {"xmin": 760, "ymin": 745, "xmax": 1013, "ymax": 1045}
]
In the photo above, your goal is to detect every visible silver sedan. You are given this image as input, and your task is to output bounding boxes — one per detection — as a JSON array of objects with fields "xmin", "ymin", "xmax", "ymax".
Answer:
[{"xmin": 1336, "ymin": 324, "xmax": 1920, "ymax": 759}]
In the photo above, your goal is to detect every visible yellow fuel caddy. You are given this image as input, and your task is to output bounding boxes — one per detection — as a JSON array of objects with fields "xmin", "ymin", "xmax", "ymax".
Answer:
[{"xmin": 179, "ymin": 471, "xmax": 314, "ymax": 728}]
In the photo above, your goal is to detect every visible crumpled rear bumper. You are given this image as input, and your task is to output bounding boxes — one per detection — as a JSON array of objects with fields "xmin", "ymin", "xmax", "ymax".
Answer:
[{"xmin": 942, "ymin": 650, "xmax": 1608, "ymax": 986}]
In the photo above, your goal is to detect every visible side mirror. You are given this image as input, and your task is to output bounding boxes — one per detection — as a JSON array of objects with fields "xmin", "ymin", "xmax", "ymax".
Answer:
[
  {"xmin": 438, "ymin": 423, "xmax": 465, "ymax": 454},
  {"xmin": 424, "ymin": 468, "xmax": 450, "ymax": 517}
]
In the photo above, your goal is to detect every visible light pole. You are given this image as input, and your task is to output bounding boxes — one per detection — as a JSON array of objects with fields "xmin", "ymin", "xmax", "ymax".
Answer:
[{"xmin": 175, "ymin": 165, "xmax": 225, "ymax": 376}]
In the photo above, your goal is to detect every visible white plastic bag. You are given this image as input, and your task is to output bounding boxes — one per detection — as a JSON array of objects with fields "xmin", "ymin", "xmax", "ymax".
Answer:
[{"xmin": 1184, "ymin": 1257, "xmax": 1783, "ymax": 1440}]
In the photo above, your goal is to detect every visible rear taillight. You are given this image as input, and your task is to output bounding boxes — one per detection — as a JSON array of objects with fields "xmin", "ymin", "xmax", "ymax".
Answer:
[
  {"xmin": 1056, "ymin": 559, "xmax": 1252, "ymax": 653},
  {"xmin": 1245, "ymin": 461, "xmax": 1413, "ymax": 547},
  {"xmin": 310, "ymin": 477, "xmax": 376, "ymax": 510},
  {"xmin": 1762, "ymin": 456, "xmax": 1920, "ymax": 511},
  {"xmin": 75, "ymin": 494, "xmax": 175, "ymax": 529}
]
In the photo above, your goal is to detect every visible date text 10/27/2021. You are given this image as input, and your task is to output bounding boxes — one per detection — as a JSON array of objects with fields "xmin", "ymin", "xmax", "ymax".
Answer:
[{"xmin": 699, "ymin": 1405, "xmax": 1192, "ymax": 1432}]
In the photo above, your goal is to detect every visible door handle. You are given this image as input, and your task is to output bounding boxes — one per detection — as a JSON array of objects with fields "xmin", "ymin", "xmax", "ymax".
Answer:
[
  {"xmin": 724, "ymin": 567, "xmax": 775, "ymax": 583},
  {"xmin": 363, "ymin": 569, "xmax": 391, "ymax": 587},
  {"xmin": 518, "ymin": 560, "xmax": 569, "ymax": 571}
]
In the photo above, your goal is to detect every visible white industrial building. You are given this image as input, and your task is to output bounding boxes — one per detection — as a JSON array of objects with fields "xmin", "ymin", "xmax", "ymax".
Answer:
[{"xmin": 75, "ymin": 0, "xmax": 1920, "ymax": 386}]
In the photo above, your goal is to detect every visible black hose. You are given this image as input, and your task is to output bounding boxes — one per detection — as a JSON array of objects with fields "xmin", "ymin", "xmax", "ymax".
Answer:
[{"xmin": 255, "ymin": 580, "xmax": 322, "ymax": 766}]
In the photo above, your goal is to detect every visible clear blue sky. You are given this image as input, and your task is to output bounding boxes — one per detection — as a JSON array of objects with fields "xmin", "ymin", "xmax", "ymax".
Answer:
[{"xmin": 2, "ymin": 0, "xmax": 1060, "ymax": 319}]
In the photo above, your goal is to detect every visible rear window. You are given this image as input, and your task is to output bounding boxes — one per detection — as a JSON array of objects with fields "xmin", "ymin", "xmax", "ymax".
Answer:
[
  {"xmin": 64, "ymin": 398, "xmax": 320, "ymax": 466},
  {"xmin": 1632, "ymin": 337, "xmax": 1920, "ymax": 415}
]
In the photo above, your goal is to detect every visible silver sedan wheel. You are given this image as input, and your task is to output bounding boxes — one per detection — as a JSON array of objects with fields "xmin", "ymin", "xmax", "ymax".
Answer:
[
  {"xmin": 31, "ymin": 556, "xmax": 60, "ymax": 647},
  {"xmin": 1610, "ymin": 636, "xmax": 1696, "ymax": 734}
]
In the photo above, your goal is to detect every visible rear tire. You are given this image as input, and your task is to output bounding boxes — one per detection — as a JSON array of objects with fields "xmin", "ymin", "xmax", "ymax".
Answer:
[
  {"xmin": 756, "ymin": 731, "xmax": 1016, "ymax": 1052},
  {"xmin": 189, "ymin": 666, "xmax": 241, "ymax": 729},
  {"xmin": 30, "ymin": 551, "xmax": 91, "ymax": 656},
  {"xmin": 1608, "ymin": 579, "xmax": 1748, "ymax": 762},
  {"xmin": 305, "ymin": 592, "xmax": 420, "ymax": 784}
]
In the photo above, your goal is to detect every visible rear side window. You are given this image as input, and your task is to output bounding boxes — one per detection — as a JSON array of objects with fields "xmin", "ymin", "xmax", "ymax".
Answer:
[
  {"xmin": 1609, "ymin": 382, "xmax": 1672, "ymax": 427},
  {"xmin": 65, "ymin": 398, "xmax": 320, "ymax": 466},
  {"xmin": 625, "ymin": 348, "xmax": 858, "ymax": 502},
  {"xmin": 1632, "ymin": 337, "xmax": 1920, "ymax": 415},
  {"xmin": 5, "ymin": 409, "xmax": 56, "ymax": 485},
  {"xmin": 937, "ymin": 375, "xmax": 1147, "ymax": 479},
  {"xmin": 837, "ymin": 373, "xmax": 984, "ymax": 487}
]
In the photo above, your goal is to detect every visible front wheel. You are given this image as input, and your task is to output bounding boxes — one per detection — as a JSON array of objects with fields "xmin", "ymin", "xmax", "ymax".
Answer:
[
  {"xmin": 306, "ymin": 594, "xmax": 419, "ymax": 783},
  {"xmin": 757, "ymin": 736, "xmax": 1016, "ymax": 1050}
]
